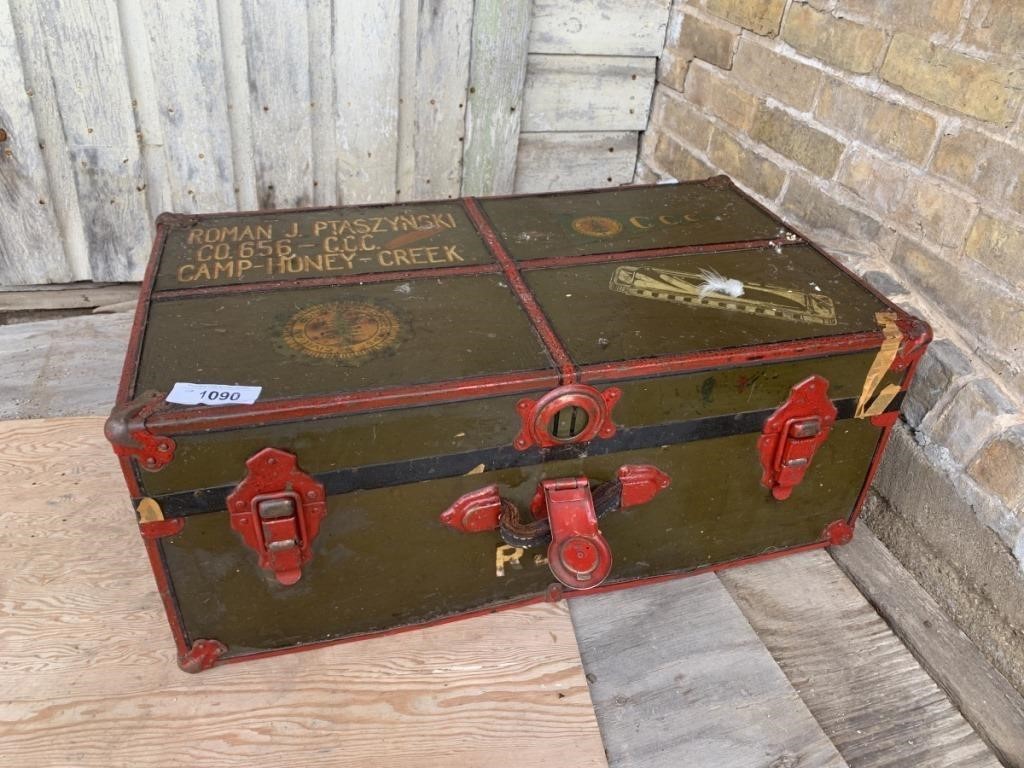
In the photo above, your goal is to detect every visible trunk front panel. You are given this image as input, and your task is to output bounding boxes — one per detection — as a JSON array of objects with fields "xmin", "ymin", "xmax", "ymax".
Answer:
[{"xmin": 161, "ymin": 417, "xmax": 881, "ymax": 654}]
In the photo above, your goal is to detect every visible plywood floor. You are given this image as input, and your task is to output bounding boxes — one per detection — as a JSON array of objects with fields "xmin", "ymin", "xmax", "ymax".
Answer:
[{"xmin": 0, "ymin": 418, "xmax": 1005, "ymax": 767}]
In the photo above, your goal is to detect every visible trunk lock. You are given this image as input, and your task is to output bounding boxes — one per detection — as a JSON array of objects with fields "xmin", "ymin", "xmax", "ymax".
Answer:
[
  {"xmin": 227, "ymin": 448, "xmax": 326, "ymax": 585},
  {"xmin": 441, "ymin": 465, "xmax": 670, "ymax": 590},
  {"xmin": 758, "ymin": 375, "xmax": 838, "ymax": 500}
]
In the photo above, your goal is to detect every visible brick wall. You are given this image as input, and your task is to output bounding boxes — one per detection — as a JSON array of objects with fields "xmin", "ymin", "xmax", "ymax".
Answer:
[{"xmin": 639, "ymin": 0, "xmax": 1024, "ymax": 690}]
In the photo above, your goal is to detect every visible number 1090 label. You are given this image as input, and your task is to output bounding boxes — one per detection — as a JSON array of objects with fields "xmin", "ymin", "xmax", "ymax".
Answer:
[{"xmin": 167, "ymin": 382, "xmax": 262, "ymax": 406}]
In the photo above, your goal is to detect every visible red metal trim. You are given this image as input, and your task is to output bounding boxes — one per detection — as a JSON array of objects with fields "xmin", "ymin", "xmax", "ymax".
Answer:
[
  {"xmin": 115, "ymin": 223, "xmax": 166, "ymax": 404},
  {"xmin": 514, "ymin": 384, "xmax": 621, "ymax": 450},
  {"xmin": 147, "ymin": 369, "xmax": 560, "ymax": 435},
  {"xmin": 758, "ymin": 375, "xmax": 838, "ymax": 501},
  {"xmin": 824, "ymin": 519, "xmax": 855, "ymax": 546},
  {"xmin": 227, "ymin": 448, "xmax": 327, "ymax": 586},
  {"xmin": 179, "ymin": 639, "xmax": 228, "ymax": 673},
  {"xmin": 142, "ymin": 537, "xmax": 191, "ymax": 667},
  {"xmin": 516, "ymin": 237, "xmax": 793, "ymax": 271},
  {"xmin": 104, "ymin": 390, "xmax": 176, "ymax": 471},
  {"xmin": 893, "ymin": 314, "xmax": 933, "ymax": 371},
  {"xmin": 462, "ymin": 197, "xmax": 578, "ymax": 383},
  {"xmin": 151, "ymin": 262, "xmax": 503, "ymax": 302},
  {"xmin": 139, "ymin": 518, "xmax": 185, "ymax": 539},
  {"xmin": 580, "ymin": 330, "xmax": 885, "ymax": 385}
]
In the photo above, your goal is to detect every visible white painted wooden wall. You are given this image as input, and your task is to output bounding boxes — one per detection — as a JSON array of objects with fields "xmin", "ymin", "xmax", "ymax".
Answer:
[{"xmin": 0, "ymin": 0, "xmax": 670, "ymax": 285}]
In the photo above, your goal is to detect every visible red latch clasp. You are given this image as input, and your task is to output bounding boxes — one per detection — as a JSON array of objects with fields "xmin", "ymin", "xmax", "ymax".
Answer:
[
  {"xmin": 227, "ymin": 448, "xmax": 326, "ymax": 585},
  {"xmin": 758, "ymin": 375, "xmax": 838, "ymax": 501},
  {"xmin": 440, "ymin": 465, "xmax": 671, "ymax": 590},
  {"xmin": 541, "ymin": 477, "xmax": 613, "ymax": 591}
]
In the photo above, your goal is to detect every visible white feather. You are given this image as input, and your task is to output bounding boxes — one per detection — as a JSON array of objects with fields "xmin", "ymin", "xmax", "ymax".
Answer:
[{"xmin": 697, "ymin": 268, "xmax": 745, "ymax": 299}]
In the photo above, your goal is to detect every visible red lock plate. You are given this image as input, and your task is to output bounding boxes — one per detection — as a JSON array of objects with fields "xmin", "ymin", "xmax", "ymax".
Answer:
[
  {"xmin": 542, "ymin": 477, "xmax": 613, "ymax": 590},
  {"xmin": 758, "ymin": 375, "xmax": 837, "ymax": 501},
  {"xmin": 227, "ymin": 448, "xmax": 327, "ymax": 585}
]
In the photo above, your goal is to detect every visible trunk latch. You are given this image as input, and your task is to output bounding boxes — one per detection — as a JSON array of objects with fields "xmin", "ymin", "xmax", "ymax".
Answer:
[
  {"xmin": 227, "ymin": 448, "xmax": 326, "ymax": 585},
  {"xmin": 441, "ymin": 465, "xmax": 671, "ymax": 590},
  {"xmin": 758, "ymin": 375, "xmax": 838, "ymax": 500}
]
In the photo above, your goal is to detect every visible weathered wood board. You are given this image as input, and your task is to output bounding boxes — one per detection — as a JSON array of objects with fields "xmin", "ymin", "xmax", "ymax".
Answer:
[
  {"xmin": 242, "ymin": 0, "xmax": 314, "ymax": 209},
  {"xmin": 4, "ymin": 0, "xmax": 91, "ymax": 282},
  {"xmin": 403, "ymin": 0, "xmax": 474, "ymax": 201},
  {"xmin": 720, "ymin": 551, "xmax": 1001, "ymax": 768},
  {"xmin": 832, "ymin": 526, "xmax": 1024, "ymax": 767},
  {"xmin": 0, "ymin": 0, "xmax": 67, "ymax": 285},
  {"xmin": 514, "ymin": 131, "xmax": 639, "ymax": 193},
  {"xmin": 461, "ymin": 0, "xmax": 532, "ymax": 196},
  {"xmin": 529, "ymin": 0, "xmax": 672, "ymax": 56},
  {"xmin": 308, "ymin": 0, "xmax": 338, "ymax": 205},
  {"xmin": 521, "ymin": 55, "xmax": 656, "ymax": 132},
  {"xmin": 336, "ymin": 0, "xmax": 401, "ymax": 205},
  {"xmin": 134, "ymin": 1, "xmax": 237, "ymax": 213},
  {"xmin": 570, "ymin": 574, "xmax": 847, "ymax": 767},
  {"xmin": 25, "ymin": 0, "xmax": 151, "ymax": 282},
  {"xmin": 1, "ymin": 0, "xmax": 671, "ymax": 285},
  {"xmin": 0, "ymin": 418, "xmax": 608, "ymax": 768}
]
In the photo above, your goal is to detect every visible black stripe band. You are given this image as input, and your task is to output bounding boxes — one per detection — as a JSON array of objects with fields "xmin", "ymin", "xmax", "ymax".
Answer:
[{"xmin": 148, "ymin": 394, "xmax": 899, "ymax": 518}]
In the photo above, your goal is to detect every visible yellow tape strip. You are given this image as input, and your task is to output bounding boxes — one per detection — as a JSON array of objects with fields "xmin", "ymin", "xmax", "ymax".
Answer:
[
  {"xmin": 137, "ymin": 497, "xmax": 164, "ymax": 523},
  {"xmin": 855, "ymin": 312, "xmax": 903, "ymax": 419}
]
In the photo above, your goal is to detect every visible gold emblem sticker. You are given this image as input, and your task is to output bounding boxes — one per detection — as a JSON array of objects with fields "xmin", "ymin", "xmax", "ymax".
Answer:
[
  {"xmin": 571, "ymin": 215, "xmax": 623, "ymax": 238},
  {"xmin": 284, "ymin": 301, "xmax": 400, "ymax": 361}
]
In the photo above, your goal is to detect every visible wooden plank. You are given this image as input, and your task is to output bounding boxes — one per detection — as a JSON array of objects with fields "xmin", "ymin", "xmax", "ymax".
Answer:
[
  {"xmin": 308, "ymin": 0, "xmax": 337, "ymax": 205},
  {"xmin": 115, "ymin": 0, "xmax": 172, "ymax": 220},
  {"xmin": 218, "ymin": 0, "xmax": 258, "ymax": 210},
  {"xmin": 570, "ymin": 575, "xmax": 848, "ymax": 768},
  {"xmin": 405, "ymin": 0, "xmax": 474, "ymax": 200},
  {"xmin": 0, "ymin": 283, "xmax": 138, "ymax": 313},
  {"xmin": 460, "ymin": 0, "xmax": 532, "ymax": 196},
  {"xmin": 521, "ymin": 55, "xmax": 655, "ymax": 132},
  {"xmin": 0, "ymin": 315, "xmax": 130, "ymax": 419},
  {"xmin": 395, "ymin": 0, "xmax": 419, "ymax": 202},
  {"xmin": 30, "ymin": 0, "xmax": 151, "ymax": 282},
  {"xmin": 133, "ymin": 1, "xmax": 237, "ymax": 213},
  {"xmin": 514, "ymin": 131, "xmax": 638, "ymax": 193},
  {"xmin": 6, "ymin": 0, "xmax": 91, "ymax": 281},
  {"xmin": 0, "ymin": 0, "xmax": 68, "ymax": 286},
  {"xmin": 335, "ymin": 0, "xmax": 401, "ymax": 204},
  {"xmin": 0, "ymin": 417, "xmax": 607, "ymax": 767},
  {"xmin": 832, "ymin": 526, "xmax": 1024, "ymax": 767},
  {"xmin": 242, "ymin": 0, "xmax": 314, "ymax": 209},
  {"xmin": 529, "ymin": 0, "xmax": 672, "ymax": 56},
  {"xmin": 720, "ymin": 551, "xmax": 1001, "ymax": 768}
]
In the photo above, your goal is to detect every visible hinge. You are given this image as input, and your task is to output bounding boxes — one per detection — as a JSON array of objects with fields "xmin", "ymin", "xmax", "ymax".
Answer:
[
  {"xmin": 758, "ymin": 375, "xmax": 838, "ymax": 501},
  {"xmin": 227, "ymin": 448, "xmax": 327, "ymax": 586},
  {"xmin": 104, "ymin": 390, "xmax": 176, "ymax": 472}
]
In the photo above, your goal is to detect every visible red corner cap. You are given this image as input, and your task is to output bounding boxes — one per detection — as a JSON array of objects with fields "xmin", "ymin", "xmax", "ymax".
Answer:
[
  {"xmin": 179, "ymin": 639, "xmax": 227, "ymax": 673},
  {"xmin": 104, "ymin": 391, "xmax": 176, "ymax": 471}
]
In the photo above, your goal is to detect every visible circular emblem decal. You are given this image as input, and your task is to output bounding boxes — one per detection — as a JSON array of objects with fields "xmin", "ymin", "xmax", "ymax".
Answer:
[
  {"xmin": 572, "ymin": 216, "xmax": 623, "ymax": 238},
  {"xmin": 284, "ymin": 301, "xmax": 400, "ymax": 361}
]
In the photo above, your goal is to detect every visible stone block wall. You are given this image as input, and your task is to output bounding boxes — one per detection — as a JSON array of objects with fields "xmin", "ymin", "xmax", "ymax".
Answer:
[{"xmin": 639, "ymin": 0, "xmax": 1024, "ymax": 691}]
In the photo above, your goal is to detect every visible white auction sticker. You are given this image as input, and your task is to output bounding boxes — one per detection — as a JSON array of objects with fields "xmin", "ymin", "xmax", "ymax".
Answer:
[{"xmin": 167, "ymin": 382, "xmax": 262, "ymax": 406}]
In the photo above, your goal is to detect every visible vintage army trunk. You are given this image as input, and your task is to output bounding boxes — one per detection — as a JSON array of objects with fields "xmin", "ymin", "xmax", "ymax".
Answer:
[{"xmin": 106, "ymin": 177, "xmax": 931, "ymax": 671}]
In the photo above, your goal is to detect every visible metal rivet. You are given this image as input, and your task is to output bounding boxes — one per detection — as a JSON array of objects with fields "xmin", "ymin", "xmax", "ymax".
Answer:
[{"xmin": 306, "ymin": 490, "xmax": 317, "ymax": 499}]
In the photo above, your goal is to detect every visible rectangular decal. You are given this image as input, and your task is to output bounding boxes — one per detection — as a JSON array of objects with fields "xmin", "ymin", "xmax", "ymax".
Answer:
[{"xmin": 167, "ymin": 382, "xmax": 262, "ymax": 406}]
